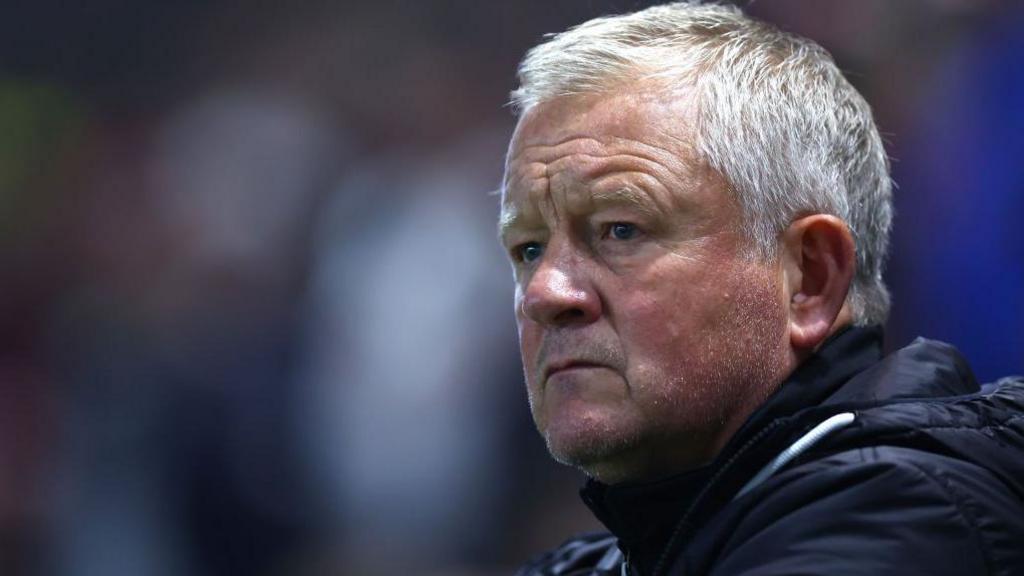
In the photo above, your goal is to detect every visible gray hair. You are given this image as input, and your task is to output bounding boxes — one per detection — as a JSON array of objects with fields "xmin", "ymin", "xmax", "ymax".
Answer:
[{"xmin": 510, "ymin": 1, "xmax": 893, "ymax": 326}]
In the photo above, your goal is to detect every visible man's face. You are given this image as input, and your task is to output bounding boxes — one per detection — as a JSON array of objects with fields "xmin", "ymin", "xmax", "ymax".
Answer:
[{"xmin": 500, "ymin": 87, "xmax": 793, "ymax": 483}]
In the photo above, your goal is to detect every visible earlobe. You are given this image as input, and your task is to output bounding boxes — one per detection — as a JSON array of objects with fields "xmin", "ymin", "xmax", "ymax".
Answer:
[{"xmin": 783, "ymin": 215, "xmax": 856, "ymax": 351}]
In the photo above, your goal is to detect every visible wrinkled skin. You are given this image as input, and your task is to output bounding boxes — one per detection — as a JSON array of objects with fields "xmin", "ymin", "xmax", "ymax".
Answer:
[{"xmin": 499, "ymin": 87, "xmax": 797, "ymax": 484}]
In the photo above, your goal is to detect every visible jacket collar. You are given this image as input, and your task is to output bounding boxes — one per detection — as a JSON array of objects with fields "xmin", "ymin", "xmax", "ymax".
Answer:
[
  {"xmin": 822, "ymin": 334, "xmax": 978, "ymax": 404},
  {"xmin": 580, "ymin": 325, "xmax": 885, "ymax": 575}
]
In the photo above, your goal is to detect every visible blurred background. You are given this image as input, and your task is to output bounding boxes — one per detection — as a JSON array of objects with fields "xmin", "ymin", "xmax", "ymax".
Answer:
[{"xmin": 1, "ymin": 0, "xmax": 1021, "ymax": 574}]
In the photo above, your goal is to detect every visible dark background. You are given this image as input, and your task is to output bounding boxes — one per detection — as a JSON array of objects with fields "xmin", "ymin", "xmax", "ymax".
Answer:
[{"xmin": 2, "ymin": 1, "xmax": 1022, "ymax": 574}]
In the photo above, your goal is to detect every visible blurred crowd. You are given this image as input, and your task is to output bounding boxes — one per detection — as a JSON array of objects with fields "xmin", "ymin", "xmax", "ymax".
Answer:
[{"xmin": 1, "ymin": 1, "xmax": 1021, "ymax": 575}]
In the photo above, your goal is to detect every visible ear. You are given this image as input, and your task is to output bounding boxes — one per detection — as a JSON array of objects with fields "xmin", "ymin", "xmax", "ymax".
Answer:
[{"xmin": 781, "ymin": 214, "xmax": 856, "ymax": 351}]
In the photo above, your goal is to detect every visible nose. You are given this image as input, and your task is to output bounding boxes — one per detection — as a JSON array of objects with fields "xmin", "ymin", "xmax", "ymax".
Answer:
[{"xmin": 520, "ymin": 252, "xmax": 602, "ymax": 326}]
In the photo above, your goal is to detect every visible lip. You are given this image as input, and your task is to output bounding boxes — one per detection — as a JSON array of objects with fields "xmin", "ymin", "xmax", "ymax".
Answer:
[{"xmin": 544, "ymin": 360, "xmax": 611, "ymax": 380}]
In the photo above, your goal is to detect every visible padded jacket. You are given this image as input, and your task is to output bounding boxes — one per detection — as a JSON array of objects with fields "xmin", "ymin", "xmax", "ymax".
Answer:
[{"xmin": 516, "ymin": 326, "xmax": 1024, "ymax": 576}]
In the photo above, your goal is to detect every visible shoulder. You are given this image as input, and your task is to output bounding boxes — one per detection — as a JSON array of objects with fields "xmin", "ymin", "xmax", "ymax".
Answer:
[
  {"xmin": 710, "ymin": 445, "xmax": 1024, "ymax": 576},
  {"xmin": 514, "ymin": 532, "xmax": 621, "ymax": 576}
]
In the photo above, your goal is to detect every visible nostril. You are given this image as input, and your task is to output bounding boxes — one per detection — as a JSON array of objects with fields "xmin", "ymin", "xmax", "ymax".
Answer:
[{"xmin": 556, "ymin": 308, "xmax": 586, "ymax": 322}]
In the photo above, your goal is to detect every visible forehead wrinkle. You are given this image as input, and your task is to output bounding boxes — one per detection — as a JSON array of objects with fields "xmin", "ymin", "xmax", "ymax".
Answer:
[
  {"xmin": 502, "ymin": 158, "xmax": 547, "ymax": 193},
  {"xmin": 506, "ymin": 152, "xmax": 576, "ymax": 232},
  {"xmin": 547, "ymin": 150, "xmax": 686, "ymax": 221},
  {"xmin": 510, "ymin": 136, "xmax": 606, "ymax": 162},
  {"xmin": 514, "ymin": 136, "xmax": 685, "ymax": 176},
  {"xmin": 538, "ymin": 163, "xmax": 571, "ymax": 226},
  {"xmin": 515, "ymin": 137, "xmax": 695, "ymax": 209}
]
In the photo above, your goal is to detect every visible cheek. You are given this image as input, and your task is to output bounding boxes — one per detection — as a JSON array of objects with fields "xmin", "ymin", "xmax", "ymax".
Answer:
[
  {"xmin": 614, "ymin": 291, "xmax": 702, "ymax": 399},
  {"xmin": 614, "ymin": 260, "xmax": 780, "ymax": 380},
  {"xmin": 617, "ymin": 274, "xmax": 709, "ymax": 353}
]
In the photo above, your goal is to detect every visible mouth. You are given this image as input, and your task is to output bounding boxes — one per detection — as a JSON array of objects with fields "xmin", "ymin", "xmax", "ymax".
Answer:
[{"xmin": 544, "ymin": 360, "xmax": 610, "ymax": 381}]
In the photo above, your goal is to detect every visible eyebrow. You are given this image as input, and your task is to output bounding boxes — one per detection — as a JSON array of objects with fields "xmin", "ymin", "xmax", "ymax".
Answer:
[
  {"xmin": 498, "ymin": 186, "xmax": 664, "ymax": 244},
  {"xmin": 497, "ymin": 209, "xmax": 514, "ymax": 236},
  {"xmin": 590, "ymin": 186, "xmax": 662, "ymax": 218},
  {"xmin": 498, "ymin": 208, "xmax": 528, "ymax": 245}
]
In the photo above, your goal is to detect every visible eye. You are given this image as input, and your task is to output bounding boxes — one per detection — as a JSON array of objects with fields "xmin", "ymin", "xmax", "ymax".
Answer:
[
  {"xmin": 516, "ymin": 242, "xmax": 544, "ymax": 263},
  {"xmin": 607, "ymin": 222, "xmax": 639, "ymax": 240}
]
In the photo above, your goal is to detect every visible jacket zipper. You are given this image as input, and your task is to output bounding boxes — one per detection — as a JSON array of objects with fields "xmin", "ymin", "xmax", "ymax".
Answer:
[{"xmin": 650, "ymin": 418, "xmax": 789, "ymax": 576}]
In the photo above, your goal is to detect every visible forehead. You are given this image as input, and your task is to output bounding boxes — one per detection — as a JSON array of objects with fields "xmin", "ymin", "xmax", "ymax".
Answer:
[
  {"xmin": 506, "ymin": 86, "xmax": 699, "ymax": 170},
  {"xmin": 500, "ymin": 86, "xmax": 714, "ymax": 223}
]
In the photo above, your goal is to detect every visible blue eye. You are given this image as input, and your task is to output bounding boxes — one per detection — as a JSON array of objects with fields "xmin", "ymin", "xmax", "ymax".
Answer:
[
  {"xmin": 518, "ymin": 242, "xmax": 544, "ymax": 263},
  {"xmin": 609, "ymin": 223, "xmax": 638, "ymax": 240}
]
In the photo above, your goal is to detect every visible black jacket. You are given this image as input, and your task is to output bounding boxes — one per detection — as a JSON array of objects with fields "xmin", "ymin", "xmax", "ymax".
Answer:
[{"xmin": 516, "ymin": 327, "xmax": 1024, "ymax": 576}]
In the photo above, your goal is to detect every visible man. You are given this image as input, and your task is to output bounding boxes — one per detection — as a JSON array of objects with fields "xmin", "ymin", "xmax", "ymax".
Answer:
[{"xmin": 498, "ymin": 3, "xmax": 1024, "ymax": 575}]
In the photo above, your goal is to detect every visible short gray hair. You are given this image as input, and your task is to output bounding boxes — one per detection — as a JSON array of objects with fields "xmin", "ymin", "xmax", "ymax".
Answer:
[{"xmin": 510, "ymin": 1, "xmax": 893, "ymax": 326}]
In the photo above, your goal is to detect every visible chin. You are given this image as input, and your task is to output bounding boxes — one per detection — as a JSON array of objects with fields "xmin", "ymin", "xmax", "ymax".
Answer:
[{"xmin": 541, "ymin": 408, "xmax": 643, "ymax": 474}]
